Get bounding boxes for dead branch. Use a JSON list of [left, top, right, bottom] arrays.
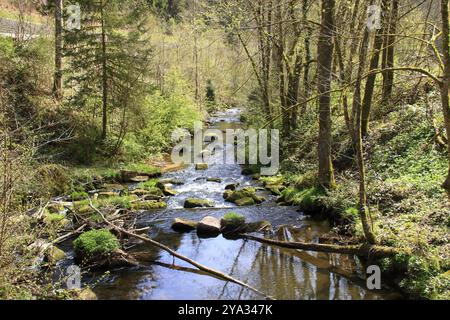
[[241, 234, 402, 259]]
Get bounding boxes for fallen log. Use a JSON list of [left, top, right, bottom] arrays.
[[91, 204, 272, 300], [241, 234, 401, 259]]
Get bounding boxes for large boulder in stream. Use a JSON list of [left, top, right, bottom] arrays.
[[197, 216, 221, 236], [172, 218, 198, 232], [120, 169, 161, 183], [223, 187, 265, 206], [184, 198, 214, 208]]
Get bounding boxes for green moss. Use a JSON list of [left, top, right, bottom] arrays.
[[235, 197, 255, 206], [73, 229, 120, 256], [71, 191, 89, 201], [184, 198, 214, 208], [99, 196, 134, 210], [280, 187, 323, 208], [131, 200, 167, 210], [137, 179, 159, 190], [222, 212, 246, 225], [123, 163, 161, 176]]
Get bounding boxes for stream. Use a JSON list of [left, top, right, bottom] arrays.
[[68, 108, 400, 300]]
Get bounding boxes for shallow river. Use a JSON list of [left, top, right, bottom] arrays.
[[78, 109, 399, 300]]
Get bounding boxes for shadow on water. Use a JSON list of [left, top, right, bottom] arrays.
[[88, 108, 401, 300]]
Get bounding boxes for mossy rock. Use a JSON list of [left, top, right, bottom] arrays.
[[161, 186, 177, 196], [133, 187, 163, 197], [223, 190, 233, 200], [225, 187, 265, 205], [77, 288, 98, 300], [43, 212, 70, 228], [44, 245, 66, 264], [131, 200, 167, 210], [155, 182, 178, 196], [159, 178, 184, 185], [207, 177, 222, 183], [184, 198, 214, 208], [195, 163, 208, 170], [172, 218, 198, 232], [221, 213, 246, 232], [73, 229, 120, 262], [235, 197, 255, 206]]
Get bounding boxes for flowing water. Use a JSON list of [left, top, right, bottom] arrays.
[[75, 109, 400, 300]]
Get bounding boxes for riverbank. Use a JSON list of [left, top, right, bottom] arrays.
[[241, 94, 450, 300]]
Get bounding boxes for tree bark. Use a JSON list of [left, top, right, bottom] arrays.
[[317, 0, 336, 188], [53, 0, 63, 99], [439, 0, 450, 193], [361, 0, 389, 136], [382, 0, 398, 105], [100, 1, 108, 140]]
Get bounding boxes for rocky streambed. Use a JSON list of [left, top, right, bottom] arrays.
[[41, 108, 401, 300]]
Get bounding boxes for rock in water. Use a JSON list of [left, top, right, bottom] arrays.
[[235, 197, 255, 206], [225, 183, 239, 191], [131, 201, 167, 210], [195, 163, 208, 170], [184, 198, 214, 208], [172, 218, 198, 232], [197, 216, 221, 236]]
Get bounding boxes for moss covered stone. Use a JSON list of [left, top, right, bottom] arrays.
[[235, 197, 255, 206], [73, 229, 120, 258], [225, 187, 265, 205], [184, 198, 214, 208], [131, 200, 167, 210]]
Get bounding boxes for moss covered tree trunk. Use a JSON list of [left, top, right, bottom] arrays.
[[440, 0, 450, 194]]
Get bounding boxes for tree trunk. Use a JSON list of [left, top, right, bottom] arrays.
[[382, 0, 398, 105], [53, 0, 63, 99], [439, 0, 450, 194], [100, 1, 108, 141], [317, 0, 336, 188], [361, 0, 389, 136], [303, 0, 312, 112]]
